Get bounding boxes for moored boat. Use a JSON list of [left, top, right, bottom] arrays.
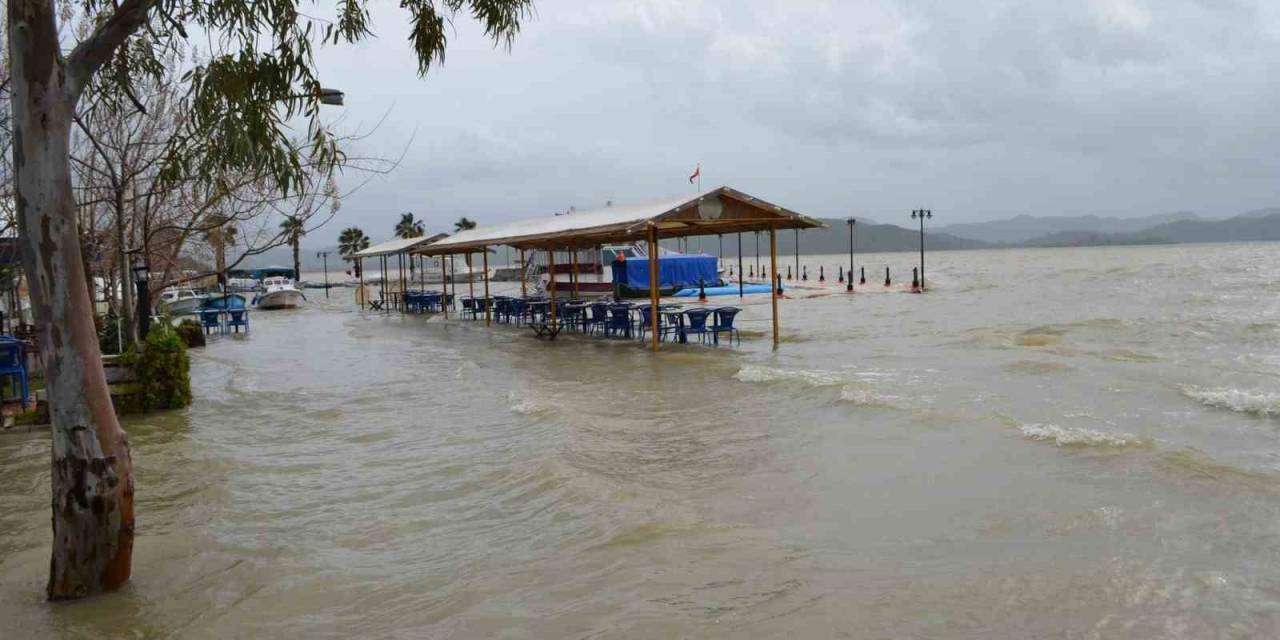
[[253, 276, 305, 309], [157, 288, 208, 316]]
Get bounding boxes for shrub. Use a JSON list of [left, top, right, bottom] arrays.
[[119, 327, 192, 413], [175, 318, 206, 348], [98, 315, 122, 355]]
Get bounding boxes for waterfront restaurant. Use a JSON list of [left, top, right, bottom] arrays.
[[351, 233, 449, 309], [411, 186, 825, 351]]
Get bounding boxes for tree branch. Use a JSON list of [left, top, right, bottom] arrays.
[[64, 0, 158, 105]]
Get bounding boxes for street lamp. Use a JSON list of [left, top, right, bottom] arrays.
[[316, 251, 331, 298], [846, 217, 856, 293], [131, 253, 150, 338], [911, 209, 932, 291], [318, 87, 345, 106], [754, 230, 760, 280]]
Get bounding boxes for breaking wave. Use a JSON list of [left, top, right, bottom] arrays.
[[507, 389, 557, 416], [1019, 423, 1149, 448], [838, 385, 902, 408], [1181, 387, 1280, 418], [733, 364, 843, 387]]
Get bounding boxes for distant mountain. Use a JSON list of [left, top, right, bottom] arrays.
[[1021, 211, 1280, 247], [1234, 207, 1280, 219], [940, 211, 1200, 244]]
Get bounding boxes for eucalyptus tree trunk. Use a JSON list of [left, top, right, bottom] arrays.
[[8, 0, 136, 600]]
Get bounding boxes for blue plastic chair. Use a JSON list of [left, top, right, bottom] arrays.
[[606, 304, 633, 338], [228, 309, 249, 333], [637, 306, 680, 343], [201, 309, 224, 334], [683, 308, 712, 344], [586, 303, 609, 335], [461, 297, 477, 320], [710, 307, 741, 346], [0, 340, 29, 405]]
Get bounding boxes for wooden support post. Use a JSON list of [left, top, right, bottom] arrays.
[[519, 248, 527, 298], [571, 247, 580, 299], [398, 253, 406, 313], [648, 224, 660, 353], [770, 225, 779, 349], [547, 248, 557, 326], [466, 253, 476, 303], [441, 254, 449, 319], [482, 248, 491, 326], [381, 255, 388, 314]]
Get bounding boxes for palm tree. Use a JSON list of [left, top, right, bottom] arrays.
[[454, 216, 477, 232], [338, 226, 371, 277], [280, 215, 306, 280], [394, 212, 425, 239], [202, 213, 238, 287]]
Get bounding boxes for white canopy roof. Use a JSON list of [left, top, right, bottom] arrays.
[[353, 233, 447, 259]]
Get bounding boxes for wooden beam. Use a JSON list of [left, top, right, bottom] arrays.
[[519, 248, 527, 298], [648, 224, 660, 353], [770, 225, 779, 349], [547, 248, 557, 327], [482, 248, 491, 326], [571, 246, 580, 299], [466, 253, 475, 304], [441, 254, 449, 319]]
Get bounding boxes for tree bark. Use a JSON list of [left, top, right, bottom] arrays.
[[8, 0, 135, 600]]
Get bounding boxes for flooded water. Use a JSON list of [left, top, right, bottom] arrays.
[[3, 243, 1280, 638]]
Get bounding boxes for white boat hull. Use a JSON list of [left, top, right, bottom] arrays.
[[255, 289, 304, 309], [161, 296, 207, 316]]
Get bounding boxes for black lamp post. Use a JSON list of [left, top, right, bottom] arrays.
[[911, 209, 932, 291], [317, 251, 331, 298], [753, 231, 760, 281], [131, 253, 150, 339], [846, 217, 856, 293]]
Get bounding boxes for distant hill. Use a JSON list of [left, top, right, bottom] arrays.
[[1234, 207, 1280, 219], [940, 211, 1200, 244], [1021, 211, 1280, 247]]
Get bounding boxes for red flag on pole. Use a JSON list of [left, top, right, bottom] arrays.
[[688, 164, 700, 184]]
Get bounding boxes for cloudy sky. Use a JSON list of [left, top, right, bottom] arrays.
[[307, 0, 1280, 244]]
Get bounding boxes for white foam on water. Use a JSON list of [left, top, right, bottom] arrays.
[[733, 364, 843, 387], [1019, 423, 1147, 448], [507, 389, 556, 416], [838, 385, 903, 408], [1181, 387, 1280, 418]]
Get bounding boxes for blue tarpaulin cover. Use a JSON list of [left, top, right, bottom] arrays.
[[618, 254, 718, 290]]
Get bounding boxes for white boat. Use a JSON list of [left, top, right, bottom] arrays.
[[227, 277, 261, 293], [253, 276, 305, 309], [157, 288, 208, 316]]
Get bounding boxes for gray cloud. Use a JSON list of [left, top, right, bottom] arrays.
[[309, 0, 1280, 244]]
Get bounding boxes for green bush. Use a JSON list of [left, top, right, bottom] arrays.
[[98, 315, 122, 355], [175, 318, 206, 348], [119, 327, 192, 413]]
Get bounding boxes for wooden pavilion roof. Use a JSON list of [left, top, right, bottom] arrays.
[[414, 186, 825, 255]]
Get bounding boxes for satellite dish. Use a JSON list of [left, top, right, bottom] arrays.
[[697, 198, 723, 220]]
